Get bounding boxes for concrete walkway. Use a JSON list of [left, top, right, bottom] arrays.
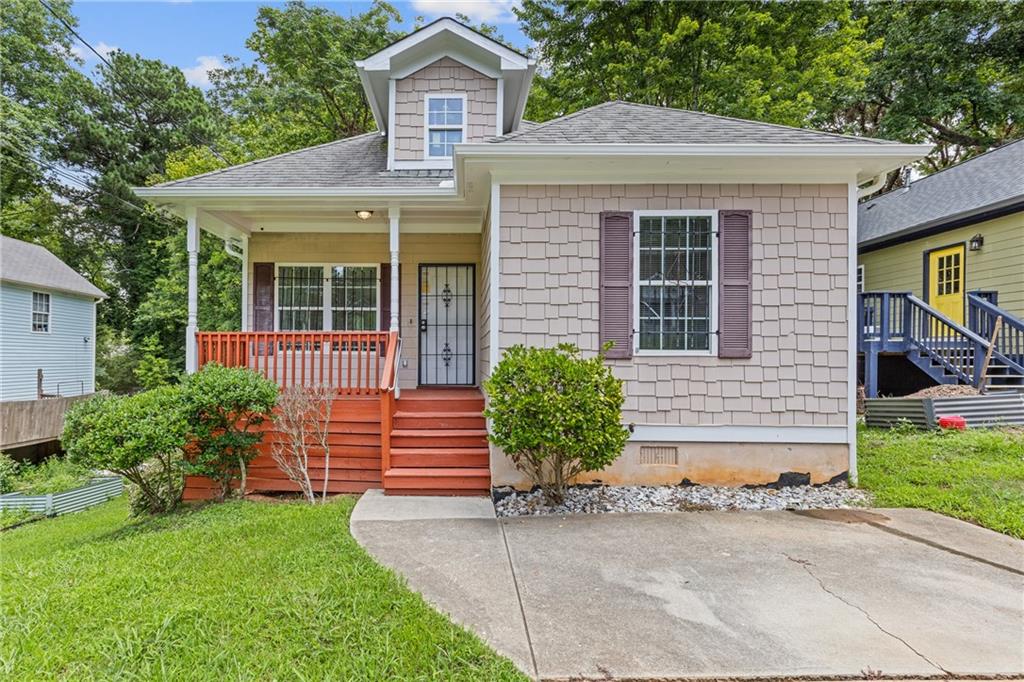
[[351, 491, 1024, 681]]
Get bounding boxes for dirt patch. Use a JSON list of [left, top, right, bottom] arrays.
[[907, 384, 979, 398]]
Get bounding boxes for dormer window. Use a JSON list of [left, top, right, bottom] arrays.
[[426, 94, 465, 158]]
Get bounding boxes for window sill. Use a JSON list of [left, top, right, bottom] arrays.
[[633, 350, 714, 357]]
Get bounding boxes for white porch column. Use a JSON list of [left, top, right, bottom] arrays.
[[388, 207, 400, 332], [239, 235, 250, 332], [185, 207, 199, 374]]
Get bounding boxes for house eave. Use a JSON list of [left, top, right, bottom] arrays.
[[456, 142, 933, 158], [133, 186, 459, 199], [858, 195, 1024, 252]]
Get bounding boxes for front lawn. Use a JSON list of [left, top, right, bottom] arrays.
[[857, 425, 1024, 538], [0, 496, 526, 680]]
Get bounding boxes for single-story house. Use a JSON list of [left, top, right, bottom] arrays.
[[0, 235, 106, 456], [136, 17, 930, 497], [858, 139, 1023, 322]]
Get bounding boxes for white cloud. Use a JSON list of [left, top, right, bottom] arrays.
[[70, 40, 119, 62], [410, 0, 520, 24], [182, 56, 224, 88]]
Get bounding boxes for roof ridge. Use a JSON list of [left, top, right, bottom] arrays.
[[491, 101, 621, 142], [150, 132, 382, 188], [865, 137, 1024, 205], [611, 100, 895, 145]]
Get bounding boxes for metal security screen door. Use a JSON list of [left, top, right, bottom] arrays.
[[419, 264, 476, 385]]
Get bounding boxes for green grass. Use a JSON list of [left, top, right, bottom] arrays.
[[0, 508, 40, 530], [0, 496, 527, 681], [857, 425, 1024, 538]]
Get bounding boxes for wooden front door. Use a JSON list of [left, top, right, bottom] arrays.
[[927, 244, 966, 325], [418, 264, 475, 386]]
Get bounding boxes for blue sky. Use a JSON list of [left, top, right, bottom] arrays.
[[72, 1, 530, 87]]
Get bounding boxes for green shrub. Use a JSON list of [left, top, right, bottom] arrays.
[[63, 387, 189, 514], [135, 334, 177, 389], [127, 454, 185, 516], [181, 364, 278, 500], [0, 453, 19, 494], [484, 343, 629, 503]]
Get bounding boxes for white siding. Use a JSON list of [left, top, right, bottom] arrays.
[[0, 283, 97, 401]]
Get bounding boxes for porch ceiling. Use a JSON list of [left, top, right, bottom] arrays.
[[198, 206, 484, 240]]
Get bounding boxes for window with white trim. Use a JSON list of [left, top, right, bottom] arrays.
[[31, 291, 50, 333], [330, 266, 378, 330], [856, 264, 865, 293], [277, 265, 379, 331], [636, 213, 715, 352], [425, 95, 464, 158]]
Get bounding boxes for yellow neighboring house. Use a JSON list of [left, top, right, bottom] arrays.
[[858, 139, 1024, 323]]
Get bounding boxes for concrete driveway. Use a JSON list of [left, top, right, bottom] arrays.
[[351, 491, 1024, 681]]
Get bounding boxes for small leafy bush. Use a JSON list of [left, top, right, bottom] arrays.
[[63, 387, 189, 514], [0, 453, 19, 494], [484, 343, 629, 503], [181, 363, 278, 500], [127, 455, 185, 516]]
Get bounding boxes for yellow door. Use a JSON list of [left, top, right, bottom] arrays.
[[928, 244, 966, 325]]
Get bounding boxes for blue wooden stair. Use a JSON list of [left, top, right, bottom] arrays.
[[858, 291, 1024, 397]]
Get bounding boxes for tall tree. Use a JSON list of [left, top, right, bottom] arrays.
[[516, 0, 879, 127], [844, 0, 1024, 173], [207, 0, 402, 157]]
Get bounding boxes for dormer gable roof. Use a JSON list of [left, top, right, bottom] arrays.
[[355, 17, 535, 136]]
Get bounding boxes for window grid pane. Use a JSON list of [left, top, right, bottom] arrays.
[[638, 216, 713, 351], [427, 97, 464, 157], [277, 266, 323, 331], [31, 292, 50, 332], [331, 266, 377, 331]]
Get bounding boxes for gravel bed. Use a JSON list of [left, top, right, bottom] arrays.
[[494, 482, 871, 517]]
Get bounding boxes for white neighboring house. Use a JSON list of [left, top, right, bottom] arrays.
[[0, 235, 106, 402]]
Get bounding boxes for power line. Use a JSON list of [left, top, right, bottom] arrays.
[[36, 0, 228, 163]]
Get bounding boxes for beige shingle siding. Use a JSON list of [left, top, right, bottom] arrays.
[[393, 57, 498, 162], [498, 183, 850, 427], [247, 233, 481, 389], [858, 211, 1024, 319]]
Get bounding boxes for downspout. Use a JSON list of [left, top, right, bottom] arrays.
[[856, 174, 886, 199]]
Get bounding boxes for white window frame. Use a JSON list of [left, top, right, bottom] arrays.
[[633, 210, 718, 357], [856, 264, 865, 293], [274, 263, 380, 332], [423, 93, 467, 160], [31, 291, 51, 334]]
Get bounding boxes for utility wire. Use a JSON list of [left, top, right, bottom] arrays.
[[36, 0, 228, 163]]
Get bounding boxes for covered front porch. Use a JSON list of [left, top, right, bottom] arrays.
[[176, 200, 494, 497]]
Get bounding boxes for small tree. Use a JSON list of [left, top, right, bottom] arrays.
[[62, 388, 188, 514], [270, 385, 334, 503], [484, 343, 630, 503], [181, 364, 278, 500]]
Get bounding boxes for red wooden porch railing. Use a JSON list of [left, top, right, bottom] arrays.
[[196, 331, 395, 396]]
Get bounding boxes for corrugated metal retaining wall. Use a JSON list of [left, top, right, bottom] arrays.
[[0, 476, 123, 516], [865, 393, 1024, 429]]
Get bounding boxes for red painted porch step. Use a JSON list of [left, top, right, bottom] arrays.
[[390, 428, 488, 449], [383, 467, 490, 495], [390, 447, 490, 468], [393, 411, 485, 430]]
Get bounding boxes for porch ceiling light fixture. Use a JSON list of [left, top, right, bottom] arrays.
[[969, 233, 984, 251], [355, 209, 374, 220]]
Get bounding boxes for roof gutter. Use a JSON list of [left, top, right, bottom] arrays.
[[859, 196, 1024, 251], [456, 142, 933, 158], [133, 186, 459, 199]]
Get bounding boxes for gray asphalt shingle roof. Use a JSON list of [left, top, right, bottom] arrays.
[[489, 101, 899, 145], [149, 102, 897, 191], [858, 139, 1024, 246], [1, 236, 106, 299], [150, 133, 454, 189]]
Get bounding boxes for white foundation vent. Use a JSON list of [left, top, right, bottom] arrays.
[[638, 445, 679, 466]]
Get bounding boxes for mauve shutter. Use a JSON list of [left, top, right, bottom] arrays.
[[718, 210, 753, 358], [599, 211, 633, 358], [253, 262, 274, 331], [379, 263, 400, 331]]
